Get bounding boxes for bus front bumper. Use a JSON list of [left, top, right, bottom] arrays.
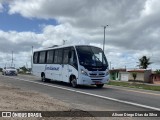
[[79, 75, 109, 85]]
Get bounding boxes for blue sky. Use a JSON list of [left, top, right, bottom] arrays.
[[0, 5, 58, 32]]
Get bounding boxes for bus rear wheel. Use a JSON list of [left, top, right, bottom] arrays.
[[41, 74, 46, 82], [96, 84, 104, 88]]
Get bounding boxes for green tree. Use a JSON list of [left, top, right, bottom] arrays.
[[0, 68, 2, 72], [138, 56, 152, 69], [155, 69, 160, 74], [20, 66, 28, 72], [132, 72, 137, 82]]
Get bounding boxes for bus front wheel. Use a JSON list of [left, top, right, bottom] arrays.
[[71, 77, 78, 88], [96, 84, 104, 88]]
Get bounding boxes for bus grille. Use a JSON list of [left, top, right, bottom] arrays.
[[89, 73, 105, 78]]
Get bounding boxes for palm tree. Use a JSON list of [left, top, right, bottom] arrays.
[[138, 56, 152, 69]]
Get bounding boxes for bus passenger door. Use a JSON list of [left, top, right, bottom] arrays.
[[62, 48, 70, 82], [62, 64, 69, 82]]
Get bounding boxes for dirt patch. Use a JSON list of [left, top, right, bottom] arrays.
[[0, 84, 96, 120]]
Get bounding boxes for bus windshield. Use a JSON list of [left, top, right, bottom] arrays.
[[76, 46, 108, 67]]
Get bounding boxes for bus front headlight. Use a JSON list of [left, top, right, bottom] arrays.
[[81, 69, 88, 76], [106, 70, 109, 76]]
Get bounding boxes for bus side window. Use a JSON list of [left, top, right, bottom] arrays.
[[54, 50, 59, 64], [57, 49, 63, 64], [33, 52, 39, 64], [39, 51, 46, 64], [47, 50, 54, 64], [54, 49, 63, 64], [63, 48, 70, 64]]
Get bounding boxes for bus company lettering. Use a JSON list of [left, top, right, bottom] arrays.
[[45, 65, 59, 71]]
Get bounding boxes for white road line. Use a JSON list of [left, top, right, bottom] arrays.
[[3, 76, 160, 111]]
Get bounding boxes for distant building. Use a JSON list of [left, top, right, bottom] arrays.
[[128, 69, 152, 83], [119, 71, 129, 81], [150, 73, 160, 84], [109, 69, 127, 81]]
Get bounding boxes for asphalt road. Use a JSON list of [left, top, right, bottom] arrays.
[[0, 74, 160, 119]]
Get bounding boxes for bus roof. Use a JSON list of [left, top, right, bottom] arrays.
[[34, 45, 102, 52]]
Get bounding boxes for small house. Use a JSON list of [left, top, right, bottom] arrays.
[[150, 73, 160, 84], [128, 69, 151, 83], [119, 71, 129, 81], [109, 69, 126, 81]]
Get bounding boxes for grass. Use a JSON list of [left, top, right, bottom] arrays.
[[108, 80, 160, 91]]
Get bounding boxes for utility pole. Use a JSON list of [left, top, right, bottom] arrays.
[[32, 46, 33, 55], [102, 25, 108, 52], [11, 51, 13, 67], [31, 46, 33, 73], [110, 61, 111, 70], [26, 62, 28, 69]]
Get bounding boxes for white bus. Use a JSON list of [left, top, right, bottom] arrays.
[[32, 45, 109, 88]]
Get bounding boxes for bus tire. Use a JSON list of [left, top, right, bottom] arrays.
[[71, 77, 78, 88], [96, 84, 104, 88], [41, 74, 46, 82]]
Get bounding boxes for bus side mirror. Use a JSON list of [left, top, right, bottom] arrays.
[[68, 51, 71, 58]]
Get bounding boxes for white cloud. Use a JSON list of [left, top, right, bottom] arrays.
[[0, 23, 93, 67], [141, 0, 160, 16], [0, 3, 3, 12], [0, 30, 44, 53], [0, 0, 160, 69], [8, 0, 146, 27], [0, 23, 160, 69]]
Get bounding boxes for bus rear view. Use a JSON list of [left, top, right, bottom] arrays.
[[76, 46, 109, 88]]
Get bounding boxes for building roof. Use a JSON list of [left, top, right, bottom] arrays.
[[109, 69, 126, 73], [151, 73, 160, 76], [127, 69, 150, 73]]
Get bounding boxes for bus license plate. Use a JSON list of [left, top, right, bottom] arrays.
[[95, 81, 101, 84]]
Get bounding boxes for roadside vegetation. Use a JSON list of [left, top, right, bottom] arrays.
[[155, 69, 160, 74], [18, 66, 31, 75], [108, 81, 160, 91], [18, 71, 31, 75], [132, 72, 137, 83]]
